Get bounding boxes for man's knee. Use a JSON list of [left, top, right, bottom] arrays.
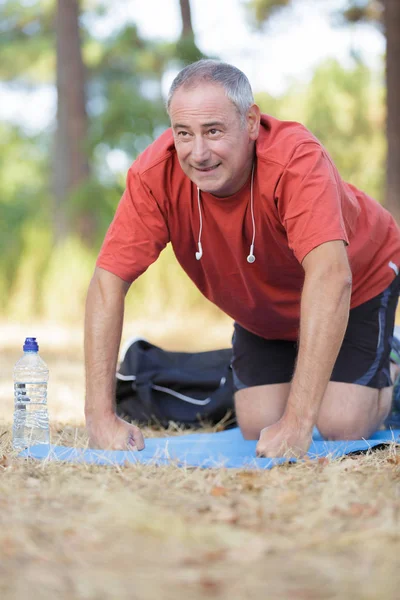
[[317, 418, 372, 441], [234, 383, 290, 440], [317, 382, 390, 441]]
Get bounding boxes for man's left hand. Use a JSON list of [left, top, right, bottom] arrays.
[[256, 419, 312, 458]]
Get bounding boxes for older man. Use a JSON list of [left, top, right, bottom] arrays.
[[84, 59, 400, 457]]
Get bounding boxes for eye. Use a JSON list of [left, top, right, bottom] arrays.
[[208, 128, 220, 136], [177, 130, 190, 137]]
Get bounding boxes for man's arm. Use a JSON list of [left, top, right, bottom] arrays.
[[256, 240, 352, 457], [84, 267, 144, 450]]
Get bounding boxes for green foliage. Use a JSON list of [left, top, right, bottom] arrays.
[[66, 178, 122, 248], [40, 236, 95, 322], [303, 60, 385, 200], [341, 0, 383, 26], [245, 0, 383, 29], [245, 0, 292, 28], [7, 224, 53, 320], [174, 36, 205, 64], [0, 121, 51, 309], [0, 0, 55, 84], [4, 233, 213, 324], [0, 0, 213, 321]]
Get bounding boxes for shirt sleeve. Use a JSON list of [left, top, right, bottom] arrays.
[[275, 142, 349, 264], [96, 166, 170, 282]]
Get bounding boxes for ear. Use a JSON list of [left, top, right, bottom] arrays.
[[247, 104, 261, 140]]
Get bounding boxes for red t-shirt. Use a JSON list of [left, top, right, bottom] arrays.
[[97, 115, 400, 340]]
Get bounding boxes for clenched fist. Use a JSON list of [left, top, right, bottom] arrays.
[[87, 413, 145, 451]]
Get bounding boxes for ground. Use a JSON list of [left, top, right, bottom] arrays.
[[0, 319, 400, 600]]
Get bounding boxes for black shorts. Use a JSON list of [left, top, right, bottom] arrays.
[[232, 274, 400, 392]]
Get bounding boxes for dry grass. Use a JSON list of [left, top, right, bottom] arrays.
[[1, 319, 400, 600]]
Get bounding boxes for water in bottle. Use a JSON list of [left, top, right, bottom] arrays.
[[13, 337, 50, 450]]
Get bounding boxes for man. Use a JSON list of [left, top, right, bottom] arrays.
[[84, 59, 400, 457]]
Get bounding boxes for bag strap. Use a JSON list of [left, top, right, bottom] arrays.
[[151, 375, 228, 405]]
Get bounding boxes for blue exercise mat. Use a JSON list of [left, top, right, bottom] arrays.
[[18, 427, 400, 469]]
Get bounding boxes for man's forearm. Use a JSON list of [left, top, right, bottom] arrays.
[[84, 268, 130, 423], [284, 267, 352, 432]]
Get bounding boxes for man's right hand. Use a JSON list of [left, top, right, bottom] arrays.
[[86, 413, 145, 451]]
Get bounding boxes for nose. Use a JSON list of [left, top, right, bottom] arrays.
[[191, 136, 211, 164]]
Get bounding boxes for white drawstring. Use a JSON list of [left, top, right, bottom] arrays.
[[195, 186, 203, 260], [247, 163, 256, 263], [195, 162, 256, 263]]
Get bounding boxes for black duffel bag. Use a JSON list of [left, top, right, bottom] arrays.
[[115, 338, 236, 428]]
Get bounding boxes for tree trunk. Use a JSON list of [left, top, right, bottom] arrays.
[[179, 0, 194, 38], [54, 0, 92, 243], [177, 0, 203, 63], [384, 0, 400, 223]]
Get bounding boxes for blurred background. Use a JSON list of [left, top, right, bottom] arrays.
[[0, 0, 399, 423]]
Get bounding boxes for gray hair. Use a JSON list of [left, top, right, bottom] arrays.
[[166, 59, 254, 123]]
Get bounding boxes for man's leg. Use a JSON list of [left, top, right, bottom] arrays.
[[316, 382, 391, 440], [235, 381, 392, 441], [232, 273, 400, 441], [231, 324, 296, 440], [317, 356, 400, 439], [316, 274, 400, 439], [235, 383, 290, 439]]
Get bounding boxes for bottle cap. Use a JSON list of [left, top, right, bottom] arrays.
[[23, 337, 39, 352]]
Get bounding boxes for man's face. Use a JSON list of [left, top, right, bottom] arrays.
[[169, 83, 260, 197]]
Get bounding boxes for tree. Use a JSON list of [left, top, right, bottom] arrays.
[[246, 0, 400, 219], [382, 0, 400, 222], [341, 1, 400, 219], [0, 0, 173, 247], [179, 0, 195, 37], [54, 0, 91, 243], [176, 0, 204, 63]]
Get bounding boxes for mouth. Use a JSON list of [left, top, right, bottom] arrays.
[[193, 163, 221, 173]]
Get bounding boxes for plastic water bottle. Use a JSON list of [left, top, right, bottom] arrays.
[[12, 337, 50, 450]]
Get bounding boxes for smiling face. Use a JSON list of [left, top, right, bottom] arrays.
[[169, 83, 260, 197]]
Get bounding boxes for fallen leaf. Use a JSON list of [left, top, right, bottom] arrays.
[[348, 503, 378, 518], [2, 536, 18, 557], [199, 576, 221, 594], [63, 527, 77, 538], [210, 486, 228, 497], [235, 472, 263, 492], [277, 491, 299, 505], [331, 503, 378, 518], [256, 505, 264, 520], [203, 549, 227, 562], [0, 455, 10, 468], [179, 549, 226, 567], [196, 503, 211, 514], [236, 471, 259, 481]]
